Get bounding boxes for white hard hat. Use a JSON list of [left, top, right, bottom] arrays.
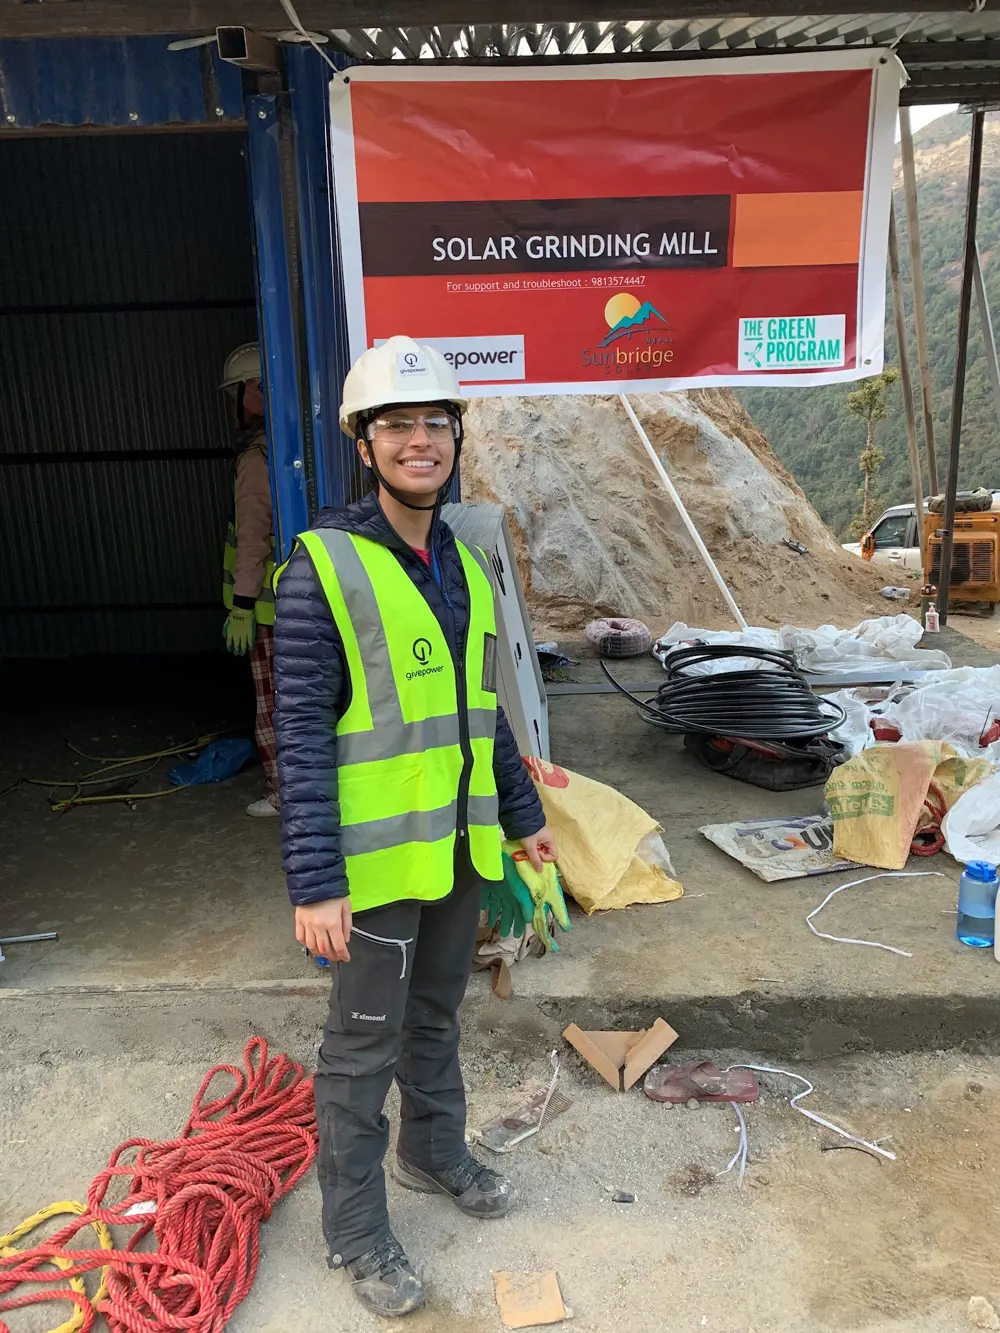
[[220, 342, 261, 391], [339, 336, 467, 439]]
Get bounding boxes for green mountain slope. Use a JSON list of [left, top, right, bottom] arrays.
[[738, 111, 1000, 537]]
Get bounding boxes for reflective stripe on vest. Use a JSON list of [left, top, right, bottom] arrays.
[[297, 528, 502, 911], [222, 446, 276, 626]]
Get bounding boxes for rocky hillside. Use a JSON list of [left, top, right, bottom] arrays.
[[740, 110, 1000, 536], [462, 389, 885, 634]]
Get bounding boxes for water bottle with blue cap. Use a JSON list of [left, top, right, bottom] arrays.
[[956, 861, 998, 948]]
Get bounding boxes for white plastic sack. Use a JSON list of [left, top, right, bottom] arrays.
[[824, 689, 874, 757], [653, 616, 951, 678], [653, 623, 781, 675], [943, 770, 1000, 865], [779, 615, 951, 674], [880, 665, 1000, 760]]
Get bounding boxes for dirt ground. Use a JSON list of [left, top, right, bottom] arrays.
[[462, 390, 889, 636], [2, 994, 998, 1333], [4, 631, 997, 1062], [941, 606, 1000, 653], [2, 564, 997, 1331]]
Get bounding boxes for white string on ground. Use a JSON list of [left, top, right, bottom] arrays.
[[806, 870, 944, 956], [717, 1101, 748, 1186], [725, 1064, 897, 1162]]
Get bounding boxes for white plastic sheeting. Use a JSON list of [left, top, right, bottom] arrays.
[[653, 615, 951, 677], [943, 771, 1000, 866], [828, 665, 1000, 762]]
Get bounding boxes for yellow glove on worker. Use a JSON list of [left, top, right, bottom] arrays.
[[501, 838, 572, 952], [223, 607, 257, 656]]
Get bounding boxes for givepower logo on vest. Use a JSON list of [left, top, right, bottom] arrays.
[[408, 638, 444, 682]]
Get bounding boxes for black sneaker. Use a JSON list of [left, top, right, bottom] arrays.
[[345, 1233, 425, 1319], [394, 1153, 516, 1218]]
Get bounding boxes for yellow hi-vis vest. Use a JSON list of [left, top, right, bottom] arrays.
[[297, 528, 503, 911], [222, 445, 276, 626]]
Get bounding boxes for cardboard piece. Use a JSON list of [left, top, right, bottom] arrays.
[[493, 1271, 567, 1328], [563, 1018, 678, 1091]]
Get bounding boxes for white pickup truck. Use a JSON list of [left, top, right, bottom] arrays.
[[848, 495, 1000, 567], [843, 493, 1000, 568], [842, 503, 923, 570]]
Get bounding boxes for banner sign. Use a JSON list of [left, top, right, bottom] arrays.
[[329, 55, 900, 396]]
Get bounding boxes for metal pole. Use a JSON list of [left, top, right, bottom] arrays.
[[888, 201, 925, 562], [0, 930, 57, 964], [619, 394, 748, 630], [973, 242, 1000, 430], [275, 90, 319, 526], [899, 106, 939, 495], [937, 109, 985, 627]]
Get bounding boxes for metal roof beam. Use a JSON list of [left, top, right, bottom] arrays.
[[901, 71, 1000, 103], [896, 38, 1000, 64], [0, 0, 982, 39], [907, 64, 1000, 89]]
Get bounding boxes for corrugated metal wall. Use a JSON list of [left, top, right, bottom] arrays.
[[0, 132, 258, 655], [0, 36, 243, 129]]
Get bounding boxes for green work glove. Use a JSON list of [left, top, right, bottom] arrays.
[[480, 860, 533, 939], [501, 839, 572, 953], [223, 607, 257, 656]]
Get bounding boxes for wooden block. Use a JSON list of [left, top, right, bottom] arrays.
[[562, 1023, 624, 1090], [564, 1019, 679, 1092], [581, 1030, 642, 1069], [493, 1270, 566, 1328], [622, 1017, 680, 1091]]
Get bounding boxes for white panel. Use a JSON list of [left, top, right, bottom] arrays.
[[442, 502, 549, 759]]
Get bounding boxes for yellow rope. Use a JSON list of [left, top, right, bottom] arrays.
[[23, 731, 226, 810], [0, 1201, 112, 1333]]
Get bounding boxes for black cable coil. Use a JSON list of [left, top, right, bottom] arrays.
[[601, 644, 847, 742]]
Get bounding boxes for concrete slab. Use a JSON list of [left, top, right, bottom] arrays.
[[0, 655, 301, 989], [2, 630, 998, 1056], [515, 627, 999, 1055]]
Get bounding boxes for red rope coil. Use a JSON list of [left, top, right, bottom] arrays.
[[0, 1037, 317, 1333], [911, 780, 948, 857]]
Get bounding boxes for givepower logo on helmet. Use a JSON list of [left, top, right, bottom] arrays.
[[396, 349, 429, 378], [407, 638, 444, 682]]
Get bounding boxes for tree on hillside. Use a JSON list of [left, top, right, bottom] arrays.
[[739, 111, 1000, 536], [847, 367, 899, 536]]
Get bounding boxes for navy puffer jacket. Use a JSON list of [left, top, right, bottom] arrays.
[[274, 492, 545, 906]]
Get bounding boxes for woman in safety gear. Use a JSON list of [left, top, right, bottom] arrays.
[[219, 342, 279, 817], [273, 336, 556, 1319]]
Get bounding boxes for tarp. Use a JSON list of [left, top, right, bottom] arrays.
[[328, 53, 900, 396]]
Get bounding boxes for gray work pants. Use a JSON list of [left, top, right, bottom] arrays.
[[314, 871, 482, 1266]]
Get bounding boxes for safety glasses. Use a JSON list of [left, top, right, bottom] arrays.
[[367, 412, 460, 444]]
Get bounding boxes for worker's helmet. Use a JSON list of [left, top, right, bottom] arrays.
[[339, 336, 467, 439], [220, 342, 262, 392]]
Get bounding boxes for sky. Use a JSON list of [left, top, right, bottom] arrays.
[[898, 104, 958, 140]]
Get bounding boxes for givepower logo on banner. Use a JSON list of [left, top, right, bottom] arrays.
[[580, 292, 675, 375], [407, 637, 444, 682], [375, 336, 525, 383]]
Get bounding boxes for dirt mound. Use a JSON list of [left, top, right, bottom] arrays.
[[461, 389, 887, 635]]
